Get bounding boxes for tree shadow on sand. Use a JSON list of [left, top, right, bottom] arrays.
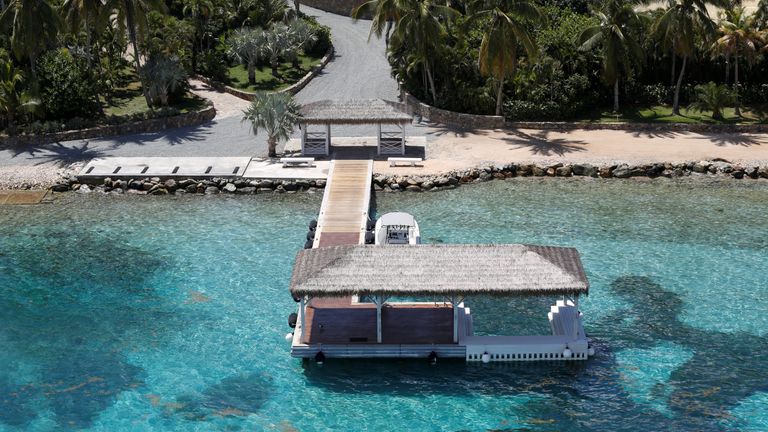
[[499, 129, 587, 156]]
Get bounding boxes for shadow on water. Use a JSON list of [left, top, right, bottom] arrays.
[[300, 276, 766, 431], [170, 373, 272, 420], [0, 227, 188, 429]]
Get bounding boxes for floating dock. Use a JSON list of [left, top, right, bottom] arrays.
[[289, 158, 594, 362]]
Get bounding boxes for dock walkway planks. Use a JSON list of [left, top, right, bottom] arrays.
[[313, 159, 373, 248]]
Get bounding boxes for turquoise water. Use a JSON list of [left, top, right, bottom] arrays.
[[0, 178, 766, 431]]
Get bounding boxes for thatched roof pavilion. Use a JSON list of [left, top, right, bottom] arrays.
[[297, 99, 412, 156], [290, 244, 589, 297]]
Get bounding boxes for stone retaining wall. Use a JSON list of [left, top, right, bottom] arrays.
[[195, 46, 334, 101], [51, 159, 768, 195], [1, 105, 216, 147], [372, 160, 768, 192], [55, 176, 326, 195], [507, 121, 768, 133], [402, 91, 506, 129]]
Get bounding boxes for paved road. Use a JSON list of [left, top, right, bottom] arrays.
[[0, 6, 407, 170]]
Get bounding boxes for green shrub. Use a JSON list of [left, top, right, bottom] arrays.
[[302, 17, 332, 57], [199, 47, 229, 82], [36, 49, 99, 120]]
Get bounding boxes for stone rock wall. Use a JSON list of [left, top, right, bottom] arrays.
[[402, 92, 506, 130], [1, 105, 216, 147], [55, 176, 326, 195], [372, 161, 768, 192]]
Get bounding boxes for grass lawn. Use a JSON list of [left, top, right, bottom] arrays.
[[103, 80, 207, 117], [580, 105, 767, 125], [225, 54, 323, 92]]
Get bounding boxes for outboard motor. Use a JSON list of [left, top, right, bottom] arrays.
[[364, 232, 375, 244], [288, 313, 298, 329], [306, 231, 315, 241], [309, 219, 318, 231], [428, 351, 438, 365], [315, 351, 326, 364], [366, 219, 375, 231], [304, 240, 313, 249]]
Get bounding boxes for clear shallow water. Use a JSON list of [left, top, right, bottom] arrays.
[[0, 179, 766, 431]]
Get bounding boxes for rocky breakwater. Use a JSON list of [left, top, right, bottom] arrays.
[[53, 176, 327, 195], [373, 160, 768, 192]]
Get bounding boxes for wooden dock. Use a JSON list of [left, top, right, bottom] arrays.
[[312, 159, 373, 248]]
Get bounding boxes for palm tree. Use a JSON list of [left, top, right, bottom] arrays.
[[388, 0, 458, 103], [470, 0, 543, 116], [141, 56, 188, 107], [284, 19, 318, 69], [181, 0, 214, 73], [226, 28, 265, 85], [688, 81, 734, 120], [578, 0, 644, 113], [262, 23, 292, 77], [61, 0, 108, 111], [242, 92, 300, 158], [756, 0, 768, 27], [711, 6, 764, 116], [0, 0, 59, 77], [0, 61, 39, 134], [352, 0, 407, 47], [102, 0, 166, 83], [653, 0, 719, 116]]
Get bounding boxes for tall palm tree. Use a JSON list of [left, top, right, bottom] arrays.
[[182, 0, 214, 73], [756, 0, 768, 27], [0, 61, 39, 134], [470, 0, 542, 116], [578, 0, 644, 113], [102, 0, 166, 81], [61, 0, 108, 111], [242, 92, 300, 158], [352, 0, 407, 46], [653, 0, 719, 116], [0, 0, 59, 77], [711, 6, 764, 116], [226, 28, 265, 84], [388, 0, 458, 103]]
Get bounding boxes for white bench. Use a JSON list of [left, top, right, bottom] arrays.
[[388, 157, 422, 167], [280, 157, 314, 168]]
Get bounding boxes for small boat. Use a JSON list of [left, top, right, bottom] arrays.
[[374, 212, 420, 245]]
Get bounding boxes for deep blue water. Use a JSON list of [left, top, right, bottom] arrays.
[[0, 178, 766, 431]]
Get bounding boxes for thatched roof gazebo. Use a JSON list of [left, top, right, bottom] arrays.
[[298, 99, 413, 156], [289, 244, 589, 343]]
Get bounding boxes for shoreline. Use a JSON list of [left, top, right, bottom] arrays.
[[4, 159, 765, 195]]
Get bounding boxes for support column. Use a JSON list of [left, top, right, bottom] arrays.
[[373, 295, 387, 343], [299, 296, 307, 342], [325, 123, 331, 156], [449, 295, 464, 343], [377, 123, 382, 156], [401, 122, 406, 155], [301, 124, 307, 156]]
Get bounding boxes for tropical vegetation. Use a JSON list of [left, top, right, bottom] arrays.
[[0, 0, 330, 135], [241, 91, 300, 157], [363, 0, 768, 122]]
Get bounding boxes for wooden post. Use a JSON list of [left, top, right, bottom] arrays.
[[377, 123, 382, 156], [401, 122, 406, 155], [453, 297, 459, 343], [325, 123, 330, 156], [299, 296, 306, 342], [376, 296, 383, 343]]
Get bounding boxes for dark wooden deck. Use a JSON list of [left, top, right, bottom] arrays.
[[303, 302, 455, 344]]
